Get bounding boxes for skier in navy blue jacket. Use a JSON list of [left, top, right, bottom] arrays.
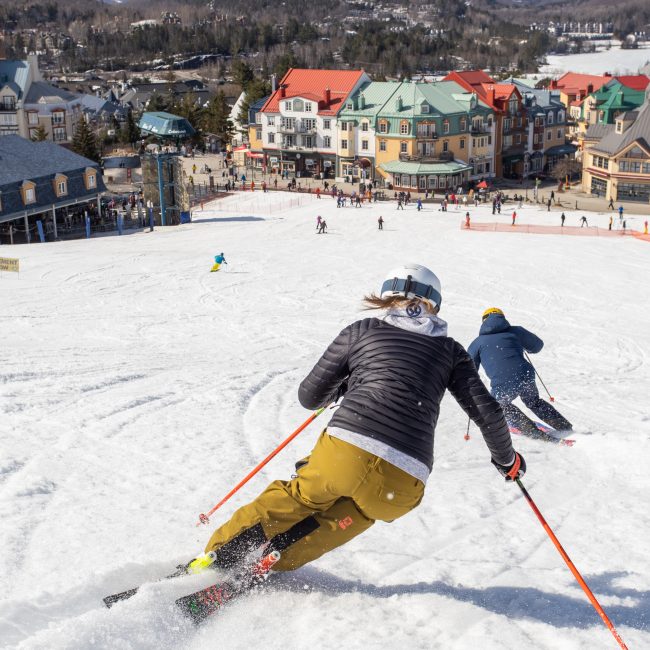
[[467, 308, 572, 437]]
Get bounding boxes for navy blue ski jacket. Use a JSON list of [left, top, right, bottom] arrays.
[[467, 314, 543, 391]]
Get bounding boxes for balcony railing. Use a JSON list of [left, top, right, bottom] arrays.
[[415, 131, 438, 140], [0, 102, 17, 112], [400, 151, 454, 163], [470, 125, 489, 135], [278, 124, 317, 135]]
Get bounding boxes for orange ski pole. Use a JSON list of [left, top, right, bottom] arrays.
[[196, 406, 327, 527], [515, 479, 628, 649]]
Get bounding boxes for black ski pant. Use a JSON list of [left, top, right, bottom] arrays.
[[496, 380, 572, 432]]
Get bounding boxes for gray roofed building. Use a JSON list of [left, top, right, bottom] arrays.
[[0, 135, 107, 242]]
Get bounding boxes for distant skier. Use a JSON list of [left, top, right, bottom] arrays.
[[609, 216, 613, 231], [378, 215, 384, 230], [561, 213, 566, 227], [608, 198, 615, 210], [316, 215, 322, 231], [618, 205, 624, 221], [468, 308, 572, 438], [465, 212, 470, 228], [511, 211, 517, 226], [417, 198, 423, 211], [318, 219, 327, 234], [580, 215, 588, 227], [198, 265, 524, 576], [210, 252, 227, 273]]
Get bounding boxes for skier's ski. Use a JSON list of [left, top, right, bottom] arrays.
[[103, 551, 218, 608], [508, 422, 575, 446], [176, 550, 281, 624]]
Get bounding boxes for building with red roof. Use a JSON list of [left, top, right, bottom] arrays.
[[444, 71, 527, 178], [250, 68, 370, 178], [549, 72, 611, 108]]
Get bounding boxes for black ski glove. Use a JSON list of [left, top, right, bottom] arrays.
[[492, 452, 526, 481]]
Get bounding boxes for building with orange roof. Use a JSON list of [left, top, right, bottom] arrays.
[[549, 72, 610, 108], [250, 68, 370, 179]]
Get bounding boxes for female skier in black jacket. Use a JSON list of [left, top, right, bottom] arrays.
[[201, 263, 525, 572]]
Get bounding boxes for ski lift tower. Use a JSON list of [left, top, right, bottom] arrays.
[[138, 111, 195, 226]]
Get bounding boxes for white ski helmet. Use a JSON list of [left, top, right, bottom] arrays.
[[380, 263, 442, 309]]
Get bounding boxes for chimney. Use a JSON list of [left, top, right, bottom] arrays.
[[396, 96, 403, 111], [550, 79, 557, 90], [360, 93, 366, 109], [604, 72, 612, 77], [488, 85, 495, 105], [324, 87, 331, 104], [587, 83, 594, 94], [271, 74, 277, 93], [280, 84, 286, 98]]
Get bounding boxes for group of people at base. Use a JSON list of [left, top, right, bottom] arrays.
[[192, 263, 571, 577]]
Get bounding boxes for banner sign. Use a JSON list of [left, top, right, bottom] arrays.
[[0, 257, 19, 272]]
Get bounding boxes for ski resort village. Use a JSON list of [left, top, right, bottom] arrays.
[[1, 31, 650, 650]]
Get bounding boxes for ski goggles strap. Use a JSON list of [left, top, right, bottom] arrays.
[[381, 277, 441, 306]]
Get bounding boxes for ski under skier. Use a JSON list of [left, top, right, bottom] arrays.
[[211, 252, 227, 272], [467, 308, 572, 439], [197, 265, 525, 577]]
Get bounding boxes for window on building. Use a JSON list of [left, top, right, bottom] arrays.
[[324, 135, 331, 148], [547, 112, 554, 124], [421, 102, 429, 114], [547, 131, 552, 140], [305, 102, 312, 112], [268, 116, 275, 126], [485, 162, 490, 173], [379, 122, 387, 134], [52, 111, 65, 125], [379, 140, 386, 152], [361, 121, 368, 132], [323, 119, 331, 130], [361, 139, 368, 151], [293, 99, 303, 111], [28, 112, 39, 126], [268, 132, 275, 144], [460, 118, 467, 132], [488, 135, 492, 145], [1, 96, 16, 110], [284, 101, 291, 111], [443, 120, 449, 134], [443, 140, 448, 152], [24, 187, 35, 204], [303, 136, 313, 148], [400, 122, 409, 135], [460, 139, 465, 149], [504, 118, 511, 131], [256, 128, 262, 140], [57, 180, 67, 196], [515, 134, 521, 144], [303, 118, 316, 131], [346, 102, 353, 109], [53, 127, 67, 142], [400, 141, 407, 153], [87, 173, 96, 189], [341, 139, 348, 149], [557, 129, 562, 139]]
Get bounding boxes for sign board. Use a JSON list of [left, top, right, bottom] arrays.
[[0, 257, 19, 273]]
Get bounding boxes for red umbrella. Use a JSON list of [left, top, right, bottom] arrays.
[[476, 180, 488, 189]]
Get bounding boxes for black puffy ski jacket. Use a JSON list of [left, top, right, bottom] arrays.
[[298, 318, 514, 470]]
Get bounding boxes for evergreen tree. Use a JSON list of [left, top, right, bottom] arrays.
[[30, 124, 48, 142], [203, 90, 234, 145], [237, 77, 271, 133], [71, 118, 100, 163], [124, 109, 140, 145]]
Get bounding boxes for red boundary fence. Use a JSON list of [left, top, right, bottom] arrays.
[[461, 221, 648, 241]]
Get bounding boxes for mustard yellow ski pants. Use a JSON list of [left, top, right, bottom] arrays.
[[205, 431, 425, 571]]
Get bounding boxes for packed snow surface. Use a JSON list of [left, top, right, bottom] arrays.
[[1, 191, 649, 650]]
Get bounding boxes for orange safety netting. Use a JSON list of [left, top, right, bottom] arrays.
[[461, 221, 647, 240]]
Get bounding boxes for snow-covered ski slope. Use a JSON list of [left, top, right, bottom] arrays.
[[1, 191, 649, 650]]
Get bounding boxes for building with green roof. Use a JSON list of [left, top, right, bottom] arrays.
[[337, 80, 495, 190], [580, 80, 648, 128]]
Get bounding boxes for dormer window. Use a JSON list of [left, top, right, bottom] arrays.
[[84, 167, 97, 190], [547, 111, 554, 124], [420, 102, 429, 114], [443, 119, 449, 134], [53, 174, 68, 197], [293, 99, 304, 112], [616, 121, 623, 134], [21, 181, 36, 205]]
